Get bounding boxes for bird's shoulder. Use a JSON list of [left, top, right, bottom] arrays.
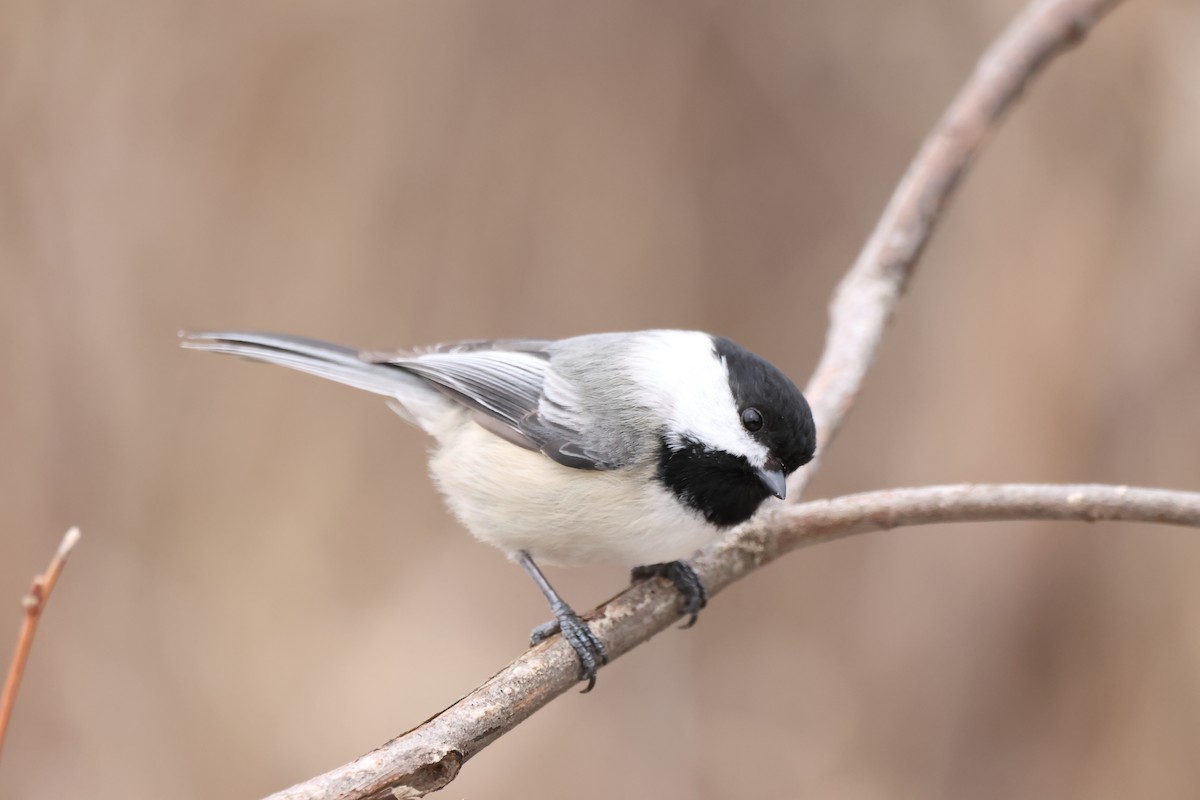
[[367, 332, 710, 470]]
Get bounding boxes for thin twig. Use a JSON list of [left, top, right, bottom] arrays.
[[267, 484, 1200, 800], [790, 0, 1124, 496], [0, 527, 82, 761], [264, 0, 1127, 796]]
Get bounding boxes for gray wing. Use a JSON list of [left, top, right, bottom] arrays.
[[367, 343, 619, 470]]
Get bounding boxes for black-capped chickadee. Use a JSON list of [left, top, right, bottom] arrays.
[[182, 330, 816, 689]]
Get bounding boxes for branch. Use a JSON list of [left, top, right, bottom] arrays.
[[268, 485, 1200, 800], [266, 0, 1128, 796], [790, 0, 1123, 495], [0, 527, 82, 762]]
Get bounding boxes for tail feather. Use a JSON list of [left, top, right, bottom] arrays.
[[180, 330, 421, 398]]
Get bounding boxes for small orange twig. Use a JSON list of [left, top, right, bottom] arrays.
[[0, 527, 82, 762]]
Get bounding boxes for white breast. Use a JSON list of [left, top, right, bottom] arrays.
[[427, 413, 722, 567]]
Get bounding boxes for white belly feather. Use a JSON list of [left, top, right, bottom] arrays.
[[428, 414, 721, 567]]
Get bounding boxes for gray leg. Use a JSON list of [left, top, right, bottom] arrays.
[[517, 551, 608, 692]]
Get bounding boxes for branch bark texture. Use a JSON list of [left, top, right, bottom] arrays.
[[793, 0, 1123, 493], [0, 527, 81, 762], [270, 484, 1200, 800], [265, 0, 1131, 796]]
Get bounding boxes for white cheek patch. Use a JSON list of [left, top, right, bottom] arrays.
[[628, 331, 770, 466]]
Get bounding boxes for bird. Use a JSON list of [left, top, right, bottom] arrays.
[[181, 329, 816, 690]]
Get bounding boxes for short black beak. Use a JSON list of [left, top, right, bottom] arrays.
[[754, 461, 787, 500]]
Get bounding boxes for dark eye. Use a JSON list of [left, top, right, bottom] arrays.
[[740, 407, 764, 432]]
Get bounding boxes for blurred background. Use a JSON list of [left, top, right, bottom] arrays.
[[2, 1, 1199, 797]]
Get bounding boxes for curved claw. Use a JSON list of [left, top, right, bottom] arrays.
[[530, 605, 609, 692], [631, 560, 708, 628]]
